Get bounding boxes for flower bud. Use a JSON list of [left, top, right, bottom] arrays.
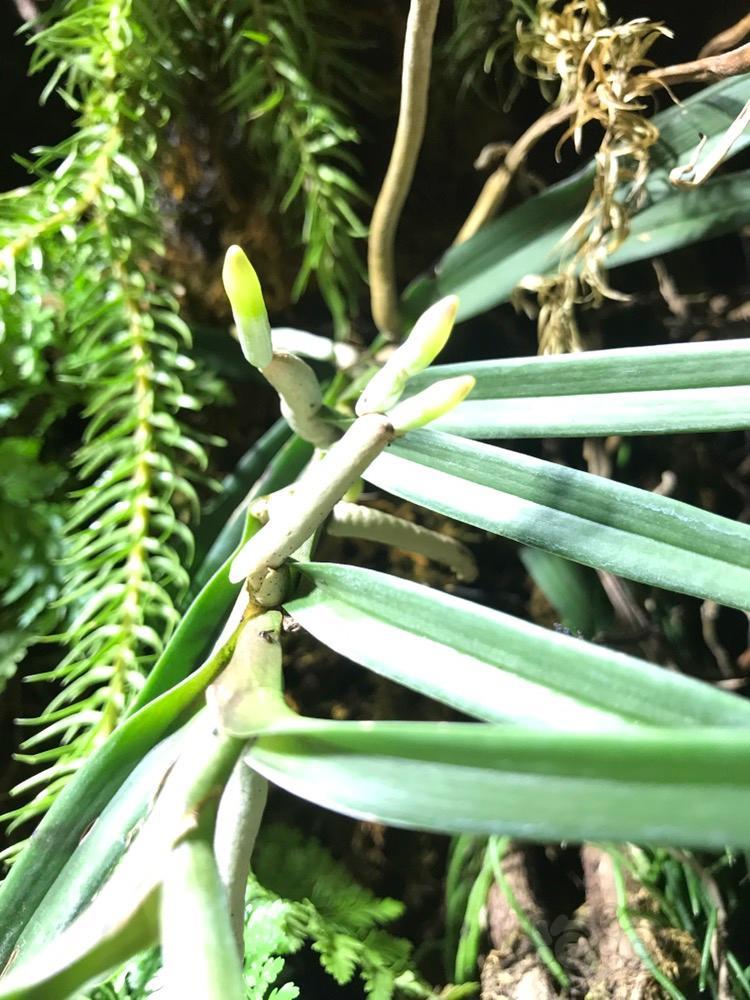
[[387, 375, 475, 435], [222, 245, 273, 369], [356, 295, 459, 416]]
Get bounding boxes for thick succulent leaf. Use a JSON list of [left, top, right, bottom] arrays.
[[136, 435, 311, 710], [0, 648, 227, 972], [246, 718, 750, 849], [606, 170, 750, 269], [406, 337, 750, 437], [0, 896, 157, 1000], [161, 836, 245, 1000], [425, 386, 750, 438], [286, 562, 750, 728], [0, 714, 242, 1000], [0, 428, 309, 965], [11, 728, 187, 960], [364, 429, 750, 610], [127, 530, 254, 715], [408, 337, 750, 399], [402, 76, 750, 321]]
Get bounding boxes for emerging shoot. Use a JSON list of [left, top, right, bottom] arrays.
[[222, 245, 273, 369], [387, 375, 476, 434], [356, 295, 459, 415]]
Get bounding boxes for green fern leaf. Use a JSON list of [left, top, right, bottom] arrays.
[[249, 823, 420, 999], [1, 0, 222, 830], [219, 0, 372, 333]]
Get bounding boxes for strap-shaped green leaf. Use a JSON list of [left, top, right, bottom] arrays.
[[606, 171, 750, 270], [161, 835, 245, 1000], [409, 338, 750, 399], [133, 435, 311, 711], [286, 562, 750, 728], [364, 429, 750, 609], [246, 719, 750, 848], [0, 640, 233, 973], [0, 904, 157, 1000], [403, 76, 750, 321], [425, 386, 750, 438], [404, 338, 750, 437], [0, 714, 243, 1000], [11, 728, 187, 960]]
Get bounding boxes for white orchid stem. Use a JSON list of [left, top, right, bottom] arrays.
[[230, 413, 395, 588], [261, 353, 337, 447]]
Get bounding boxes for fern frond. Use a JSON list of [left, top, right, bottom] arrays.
[[0, 439, 64, 681], [1, 0, 221, 828], [53, 262, 200, 744], [220, 0, 371, 333], [248, 823, 422, 1000], [443, 0, 527, 104], [1, 133, 118, 266], [0, 84, 114, 695], [79, 823, 423, 999]]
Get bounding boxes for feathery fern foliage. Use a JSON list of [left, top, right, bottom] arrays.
[[1, 0, 220, 831], [248, 823, 425, 1000], [0, 439, 64, 682], [218, 0, 371, 334], [444, 0, 530, 105]]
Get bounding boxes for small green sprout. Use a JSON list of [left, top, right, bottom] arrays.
[[356, 295, 459, 415], [222, 245, 273, 369], [387, 375, 475, 433]]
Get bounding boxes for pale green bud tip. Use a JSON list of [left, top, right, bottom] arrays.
[[222, 245, 273, 369], [355, 365, 408, 417], [399, 295, 459, 375], [387, 375, 475, 435], [355, 295, 460, 417], [222, 245, 264, 318]]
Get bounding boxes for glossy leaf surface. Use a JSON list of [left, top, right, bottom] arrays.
[[286, 562, 750, 728], [365, 430, 750, 610], [247, 718, 750, 848]]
